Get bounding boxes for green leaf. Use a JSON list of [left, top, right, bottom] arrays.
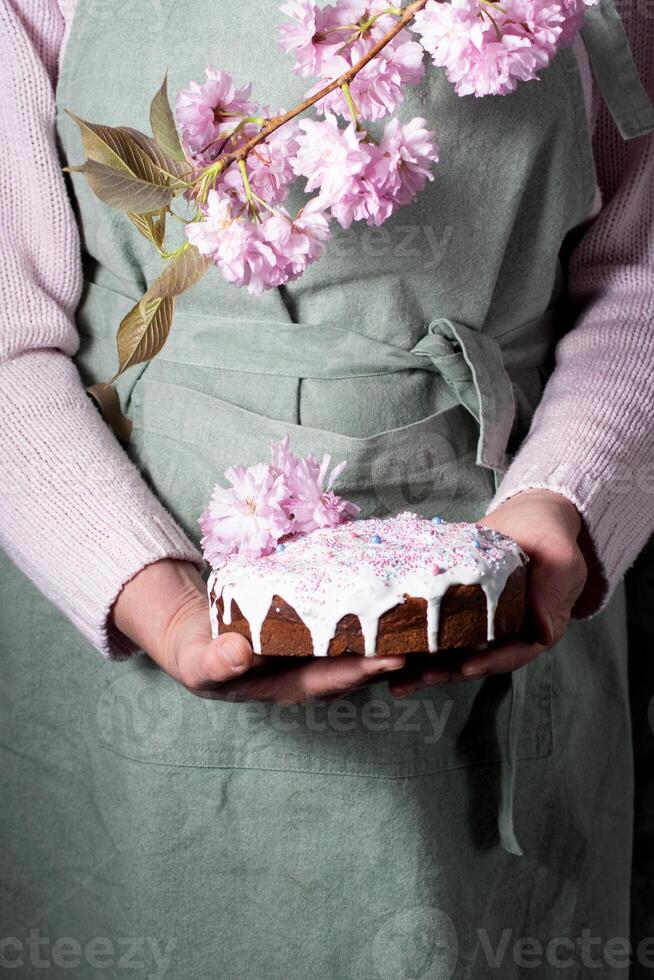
[[115, 295, 176, 375], [112, 244, 210, 378], [150, 73, 187, 162], [147, 243, 211, 300], [64, 111, 136, 175], [128, 209, 167, 250], [65, 112, 173, 186], [123, 128, 193, 183], [74, 159, 174, 213]]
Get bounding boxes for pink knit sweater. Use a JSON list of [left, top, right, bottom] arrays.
[[1, 0, 653, 658]]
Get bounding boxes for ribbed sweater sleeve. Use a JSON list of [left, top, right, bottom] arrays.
[[0, 0, 202, 659], [490, 15, 654, 616]]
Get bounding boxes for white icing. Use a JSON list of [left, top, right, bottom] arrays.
[[207, 570, 219, 640], [207, 512, 525, 656]]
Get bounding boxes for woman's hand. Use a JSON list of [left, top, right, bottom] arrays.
[[388, 488, 589, 697], [112, 559, 405, 703]]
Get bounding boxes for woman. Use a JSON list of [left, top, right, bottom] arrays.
[[1, 0, 653, 976]]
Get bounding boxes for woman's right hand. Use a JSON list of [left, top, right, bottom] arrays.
[[112, 559, 405, 703]]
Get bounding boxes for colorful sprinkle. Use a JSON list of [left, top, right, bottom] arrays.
[[276, 543, 286, 553], [371, 534, 382, 544], [431, 516, 444, 525]]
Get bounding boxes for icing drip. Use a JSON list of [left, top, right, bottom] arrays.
[[208, 570, 219, 639], [426, 597, 440, 653], [207, 513, 525, 655]]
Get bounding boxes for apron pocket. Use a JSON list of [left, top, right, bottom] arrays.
[[105, 374, 554, 778], [95, 652, 553, 777]]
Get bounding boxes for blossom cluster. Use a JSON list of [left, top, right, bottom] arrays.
[[280, 0, 426, 120], [292, 114, 438, 229], [412, 0, 594, 97], [175, 0, 596, 294], [199, 436, 360, 562]]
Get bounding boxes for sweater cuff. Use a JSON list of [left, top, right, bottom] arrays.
[[91, 523, 204, 661], [489, 452, 644, 618]]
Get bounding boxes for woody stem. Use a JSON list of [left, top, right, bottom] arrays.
[[195, 0, 429, 186]]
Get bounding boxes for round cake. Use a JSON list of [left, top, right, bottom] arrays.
[[207, 512, 527, 657]]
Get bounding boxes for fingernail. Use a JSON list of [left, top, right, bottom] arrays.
[[374, 658, 405, 672], [463, 665, 488, 678], [222, 641, 247, 671]]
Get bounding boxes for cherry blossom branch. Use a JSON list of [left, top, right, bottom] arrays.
[[195, 0, 430, 197]]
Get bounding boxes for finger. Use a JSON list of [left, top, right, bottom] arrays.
[[298, 654, 406, 702], [186, 632, 255, 690], [459, 640, 547, 678], [206, 653, 407, 704]]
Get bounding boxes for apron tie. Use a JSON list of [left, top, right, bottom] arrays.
[[498, 668, 528, 856], [411, 318, 516, 471], [581, 0, 654, 140], [413, 320, 527, 854]]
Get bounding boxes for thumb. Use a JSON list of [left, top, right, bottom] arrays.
[[528, 537, 587, 646], [179, 631, 255, 692]]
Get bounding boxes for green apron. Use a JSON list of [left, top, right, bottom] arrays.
[[2, 1, 654, 976]]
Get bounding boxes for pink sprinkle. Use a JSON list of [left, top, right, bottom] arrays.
[[431, 564, 442, 575]]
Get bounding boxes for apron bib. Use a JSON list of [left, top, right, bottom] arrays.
[[1, 1, 653, 976]]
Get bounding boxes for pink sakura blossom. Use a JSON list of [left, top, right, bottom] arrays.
[[222, 117, 301, 207], [291, 115, 370, 201], [279, 1, 425, 119], [186, 190, 330, 295], [278, 0, 331, 77], [291, 114, 438, 228], [176, 68, 257, 162], [283, 452, 360, 531], [200, 437, 359, 561], [310, 40, 425, 121], [375, 116, 440, 209], [411, 0, 587, 97], [558, 0, 597, 47], [269, 436, 360, 533], [199, 462, 291, 562], [261, 201, 332, 279]]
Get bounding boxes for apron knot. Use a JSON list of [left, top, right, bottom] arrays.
[[411, 318, 516, 472]]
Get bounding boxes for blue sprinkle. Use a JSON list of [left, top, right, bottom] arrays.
[[371, 534, 382, 544], [431, 516, 443, 525], [473, 538, 482, 549], [276, 543, 286, 553]]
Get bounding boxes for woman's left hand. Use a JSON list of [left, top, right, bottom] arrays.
[[388, 488, 589, 698]]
